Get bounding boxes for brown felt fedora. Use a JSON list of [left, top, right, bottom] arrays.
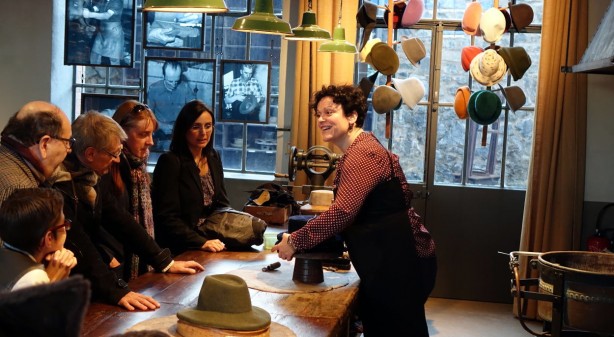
[[502, 85, 526, 112], [177, 274, 271, 332], [509, 3, 534, 32], [366, 42, 400, 76], [372, 85, 402, 114], [400, 36, 426, 66], [497, 46, 532, 81]]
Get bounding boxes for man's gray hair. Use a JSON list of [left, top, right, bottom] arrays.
[[72, 111, 127, 156]]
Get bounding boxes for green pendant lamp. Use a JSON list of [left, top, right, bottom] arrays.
[[285, 1, 331, 41], [319, 25, 357, 53], [318, 0, 357, 53], [143, 0, 228, 12], [232, 0, 292, 36]]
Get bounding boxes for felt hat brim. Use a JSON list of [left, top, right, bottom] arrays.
[[177, 305, 271, 331]]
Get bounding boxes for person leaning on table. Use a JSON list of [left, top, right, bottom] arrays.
[[51, 111, 203, 311], [273, 84, 437, 337], [0, 188, 77, 291]]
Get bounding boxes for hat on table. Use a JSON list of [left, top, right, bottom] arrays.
[[462, 1, 482, 35], [177, 274, 271, 334], [357, 1, 379, 51], [300, 190, 334, 213], [497, 46, 531, 81], [501, 85, 526, 112], [479, 7, 506, 43], [468, 90, 502, 125], [470, 49, 507, 87], [366, 42, 400, 76], [392, 77, 425, 110], [401, 0, 425, 27], [461, 45, 483, 72], [359, 38, 381, 63], [400, 36, 426, 66], [358, 71, 380, 99], [454, 86, 471, 120], [372, 85, 402, 114], [509, 3, 534, 32]]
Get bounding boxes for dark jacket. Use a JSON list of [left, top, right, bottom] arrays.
[[0, 248, 43, 291], [53, 154, 173, 305], [98, 155, 151, 279], [151, 149, 230, 255]]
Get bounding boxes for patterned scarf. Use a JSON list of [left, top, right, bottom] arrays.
[[124, 149, 155, 279]]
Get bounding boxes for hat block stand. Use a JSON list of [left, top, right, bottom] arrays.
[[479, 0, 499, 147], [385, 0, 394, 139]]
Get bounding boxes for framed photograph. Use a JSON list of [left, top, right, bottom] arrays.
[[220, 60, 271, 124], [145, 57, 216, 152], [81, 93, 138, 117], [144, 12, 204, 50], [65, 0, 135, 66]]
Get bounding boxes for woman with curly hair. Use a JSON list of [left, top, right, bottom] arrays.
[[273, 84, 436, 336]]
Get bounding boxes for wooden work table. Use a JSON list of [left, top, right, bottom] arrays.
[[81, 247, 359, 337]]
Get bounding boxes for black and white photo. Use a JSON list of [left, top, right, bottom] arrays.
[[220, 60, 271, 124], [81, 93, 138, 117], [65, 0, 135, 66], [145, 57, 215, 152], [144, 12, 204, 50]]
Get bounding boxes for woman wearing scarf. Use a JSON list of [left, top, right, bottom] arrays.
[[100, 100, 202, 280]]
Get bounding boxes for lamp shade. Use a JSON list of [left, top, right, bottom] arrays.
[[143, 0, 228, 12], [232, 0, 292, 36], [285, 11, 331, 41], [318, 25, 357, 54]]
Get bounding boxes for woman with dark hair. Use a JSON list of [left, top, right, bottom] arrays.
[[273, 85, 437, 336], [99, 100, 204, 281], [152, 100, 266, 255]]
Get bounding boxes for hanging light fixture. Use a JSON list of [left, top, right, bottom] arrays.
[[232, 0, 292, 36], [142, 0, 228, 13], [285, 0, 331, 41], [318, 0, 357, 53]]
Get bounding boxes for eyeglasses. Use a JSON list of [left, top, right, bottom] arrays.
[[53, 136, 76, 150], [100, 145, 123, 159], [48, 219, 72, 232]]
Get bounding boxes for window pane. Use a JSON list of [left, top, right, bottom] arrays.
[[434, 107, 466, 184], [392, 105, 428, 182], [467, 119, 503, 187], [246, 124, 277, 173], [216, 123, 243, 170]]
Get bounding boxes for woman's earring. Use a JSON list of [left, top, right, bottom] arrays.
[[348, 122, 354, 133]]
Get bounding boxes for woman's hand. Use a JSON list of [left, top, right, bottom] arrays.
[[44, 248, 78, 282], [118, 291, 160, 311], [272, 233, 296, 261], [168, 260, 204, 274], [201, 239, 225, 252]]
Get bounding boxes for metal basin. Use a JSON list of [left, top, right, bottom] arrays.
[[537, 251, 614, 335]]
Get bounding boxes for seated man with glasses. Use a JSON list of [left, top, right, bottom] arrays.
[[52, 111, 204, 311], [0, 188, 77, 291], [0, 101, 73, 207]]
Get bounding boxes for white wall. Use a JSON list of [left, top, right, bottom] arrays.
[[0, 1, 53, 126], [584, 0, 614, 202]]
